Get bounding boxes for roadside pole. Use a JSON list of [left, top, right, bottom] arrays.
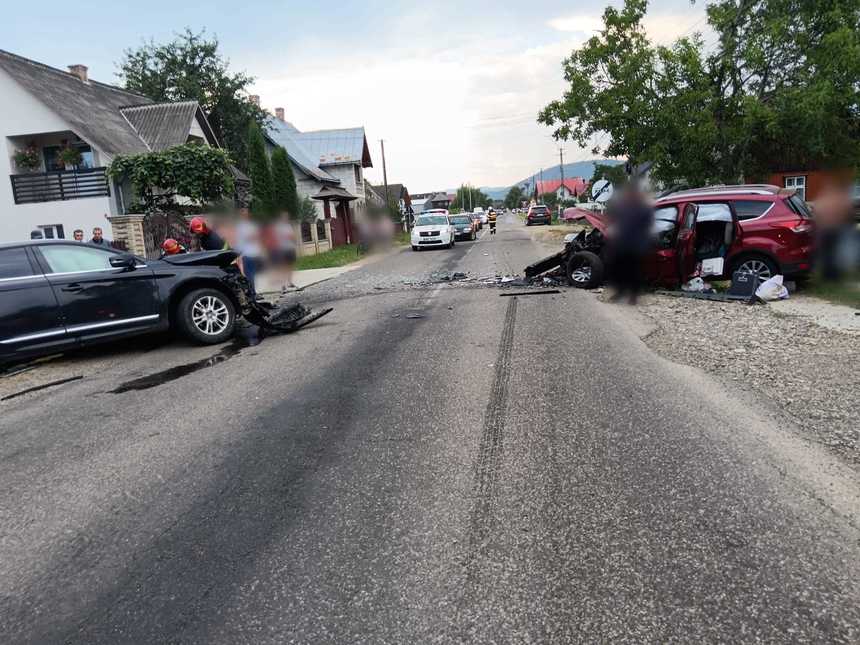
[[559, 148, 565, 220], [380, 139, 399, 231]]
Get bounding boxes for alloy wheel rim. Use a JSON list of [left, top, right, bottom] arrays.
[[571, 265, 592, 282], [739, 259, 772, 281], [191, 296, 230, 335]]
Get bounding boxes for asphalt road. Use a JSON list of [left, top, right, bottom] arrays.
[[2, 213, 859, 643]]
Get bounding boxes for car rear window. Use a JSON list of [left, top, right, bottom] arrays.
[[0, 247, 34, 279], [733, 200, 773, 220], [531, 206, 548, 213], [786, 194, 813, 219]]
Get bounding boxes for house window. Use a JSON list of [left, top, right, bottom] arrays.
[[784, 176, 806, 201], [354, 165, 361, 186], [300, 221, 313, 243], [38, 224, 65, 239], [316, 219, 327, 240], [43, 144, 94, 171]]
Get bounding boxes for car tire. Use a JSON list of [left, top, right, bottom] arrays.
[[412, 245, 419, 251], [176, 288, 236, 344], [566, 251, 604, 289], [471, 231, 476, 241], [730, 253, 779, 282]]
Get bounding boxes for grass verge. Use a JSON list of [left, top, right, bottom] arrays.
[[798, 276, 860, 309], [295, 244, 362, 271]]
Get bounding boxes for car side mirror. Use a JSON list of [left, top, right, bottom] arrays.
[[110, 254, 136, 269]]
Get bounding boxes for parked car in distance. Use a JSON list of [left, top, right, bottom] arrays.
[[411, 212, 456, 250], [0, 241, 245, 366], [526, 204, 552, 225], [473, 207, 488, 225], [450, 215, 477, 241]]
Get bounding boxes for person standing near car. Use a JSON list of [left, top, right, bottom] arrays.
[[90, 227, 110, 246], [606, 182, 654, 305], [189, 216, 229, 252], [73, 229, 84, 242], [235, 208, 264, 298]]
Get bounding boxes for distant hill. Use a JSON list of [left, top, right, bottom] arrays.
[[479, 159, 623, 200]]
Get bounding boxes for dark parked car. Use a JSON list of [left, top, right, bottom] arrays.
[[450, 215, 477, 241], [526, 204, 552, 225], [0, 241, 243, 365]]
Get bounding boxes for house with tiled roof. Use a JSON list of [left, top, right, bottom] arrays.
[[0, 49, 224, 244], [535, 177, 588, 201], [262, 103, 373, 248]]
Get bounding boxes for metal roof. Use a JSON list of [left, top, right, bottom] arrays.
[[265, 117, 338, 183], [298, 127, 373, 167], [121, 101, 217, 151]]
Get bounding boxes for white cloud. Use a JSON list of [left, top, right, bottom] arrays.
[[547, 8, 711, 45], [249, 31, 598, 191]]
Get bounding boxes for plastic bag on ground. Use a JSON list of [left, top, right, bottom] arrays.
[[755, 274, 789, 301], [681, 277, 706, 292]]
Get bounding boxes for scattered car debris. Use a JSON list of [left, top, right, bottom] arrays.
[[405, 312, 425, 319], [755, 275, 790, 301], [2, 375, 83, 401]]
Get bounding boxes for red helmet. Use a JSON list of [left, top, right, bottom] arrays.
[[189, 216, 208, 234], [161, 238, 181, 254]]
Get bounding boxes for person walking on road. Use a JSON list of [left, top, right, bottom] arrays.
[[488, 208, 497, 235]]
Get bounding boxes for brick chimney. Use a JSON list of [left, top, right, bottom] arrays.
[[249, 94, 260, 106], [275, 107, 285, 121], [68, 64, 88, 82]]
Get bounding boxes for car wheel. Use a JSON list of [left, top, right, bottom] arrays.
[[412, 245, 419, 251], [732, 254, 778, 283], [177, 288, 236, 344], [566, 251, 604, 289], [471, 231, 476, 241]]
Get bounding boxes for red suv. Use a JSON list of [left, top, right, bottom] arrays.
[[653, 185, 815, 283], [528, 185, 816, 289]]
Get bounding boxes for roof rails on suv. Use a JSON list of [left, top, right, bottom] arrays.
[[657, 184, 782, 201]]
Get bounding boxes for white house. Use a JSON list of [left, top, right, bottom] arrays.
[[0, 49, 221, 244], [263, 105, 372, 248]]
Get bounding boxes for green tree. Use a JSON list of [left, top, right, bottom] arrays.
[[451, 184, 492, 211], [118, 28, 267, 171], [107, 143, 234, 213], [298, 196, 318, 222], [538, 0, 860, 186], [589, 163, 627, 190], [504, 185, 526, 209], [247, 121, 275, 219], [271, 146, 300, 217]]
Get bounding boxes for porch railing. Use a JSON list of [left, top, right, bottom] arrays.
[[10, 167, 110, 204]]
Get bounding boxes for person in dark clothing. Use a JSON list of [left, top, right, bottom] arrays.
[[190, 216, 229, 252], [606, 183, 654, 305], [90, 227, 110, 246]]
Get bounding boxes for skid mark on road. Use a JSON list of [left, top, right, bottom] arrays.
[[463, 296, 518, 586]]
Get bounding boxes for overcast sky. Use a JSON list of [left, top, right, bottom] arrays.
[[4, 1, 710, 192]]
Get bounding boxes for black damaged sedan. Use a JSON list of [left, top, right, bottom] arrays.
[[0, 241, 244, 365]]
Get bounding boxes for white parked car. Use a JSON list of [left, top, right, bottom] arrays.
[[473, 206, 488, 225], [411, 211, 455, 250]]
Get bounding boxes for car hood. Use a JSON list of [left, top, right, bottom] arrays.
[[412, 225, 447, 233], [561, 208, 608, 233], [161, 250, 239, 267]]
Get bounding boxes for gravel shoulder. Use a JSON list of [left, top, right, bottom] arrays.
[[623, 293, 860, 466]]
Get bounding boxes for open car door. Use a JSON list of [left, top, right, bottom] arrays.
[[675, 203, 698, 284]]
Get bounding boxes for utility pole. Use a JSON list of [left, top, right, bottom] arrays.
[[539, 167, 544, 203], [559, 148, 565, 217]]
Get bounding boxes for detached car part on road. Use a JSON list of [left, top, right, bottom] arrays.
[[526, 185, 815, 289], [0, 241, 330, 365]]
